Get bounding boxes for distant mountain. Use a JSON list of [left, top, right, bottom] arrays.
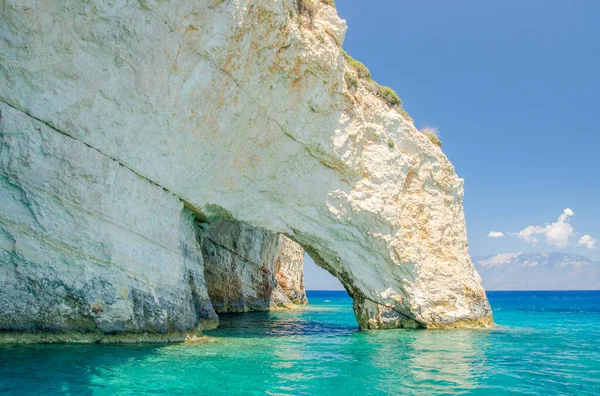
[[472, 252, 600, 290]]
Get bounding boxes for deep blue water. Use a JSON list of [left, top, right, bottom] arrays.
[[1, 290, 599, 395]]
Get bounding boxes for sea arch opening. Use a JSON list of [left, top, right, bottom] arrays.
[[196, 217, 360, 331], [302, 252, 344, 292]]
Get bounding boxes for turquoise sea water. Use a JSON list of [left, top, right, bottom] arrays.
[[1, 290, 599, 395]]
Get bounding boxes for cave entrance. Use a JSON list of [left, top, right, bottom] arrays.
[[199, 218, 309, 316], [197, 218, 355, 331]]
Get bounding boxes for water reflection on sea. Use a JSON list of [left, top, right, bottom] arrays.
[[0, 291, 599, 395]]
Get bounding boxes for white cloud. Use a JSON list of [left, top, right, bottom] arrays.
[[518, 225, 541, 246], [487, 231, 504, 238], [517, 208, 574, 248], [559, 208, 574, 220], [578, 235, 596, 249]]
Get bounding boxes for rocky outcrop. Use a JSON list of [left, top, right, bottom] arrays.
[[199, 219, 306, 312], [0, 0, 492, 334]]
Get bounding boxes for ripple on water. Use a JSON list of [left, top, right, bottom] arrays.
[[0, 291, 599, 395]]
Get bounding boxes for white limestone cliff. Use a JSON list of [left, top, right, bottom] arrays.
[[0, 102, 218, 342], [0, 0, 492, 335]]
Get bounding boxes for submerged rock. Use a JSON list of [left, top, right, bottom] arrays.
[[0, 0, 492, 337]]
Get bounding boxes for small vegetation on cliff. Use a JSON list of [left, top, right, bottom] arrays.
[[342, 50, 371, 79], [375, 85, 402, 107], [342, 50, 413, 123], [321, 0, 336, 8], [420, 126, 442, 147], [344, 72, 358, 91], [396, 107, 413, 123]]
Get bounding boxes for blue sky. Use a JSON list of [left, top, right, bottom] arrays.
[[304, 0, 600, 290]]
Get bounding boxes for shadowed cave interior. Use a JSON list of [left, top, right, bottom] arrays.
[[196, 216, 349, 327]]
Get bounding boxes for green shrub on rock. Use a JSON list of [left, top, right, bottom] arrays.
[[420, 126, 442, 147], [342, 50, 371, 79], [376, 85, 402, 108]]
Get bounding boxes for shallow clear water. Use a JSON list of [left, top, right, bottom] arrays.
[[1, 290, 599, 395]]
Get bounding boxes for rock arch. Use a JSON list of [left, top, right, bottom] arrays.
[[0, 0, 492, 341]]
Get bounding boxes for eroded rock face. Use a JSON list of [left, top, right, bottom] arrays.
[[0, 0, 492, 331], [274, 235, 308, 305], [0, 100, 306, 341], [200, 219, 306, 312], [0, 102, 218, 341]]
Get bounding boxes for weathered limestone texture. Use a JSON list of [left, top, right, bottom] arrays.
[[200, 219, 305, 313], [0, 102, 218, 341], [0, 0, 492, 330], [274, 235, 308, 305]]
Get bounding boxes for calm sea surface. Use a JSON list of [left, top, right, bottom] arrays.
[[1, 290, 599, 395]]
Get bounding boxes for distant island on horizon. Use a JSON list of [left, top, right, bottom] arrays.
[[473, 252, 600, 291], [305, 252, 600, 292]]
